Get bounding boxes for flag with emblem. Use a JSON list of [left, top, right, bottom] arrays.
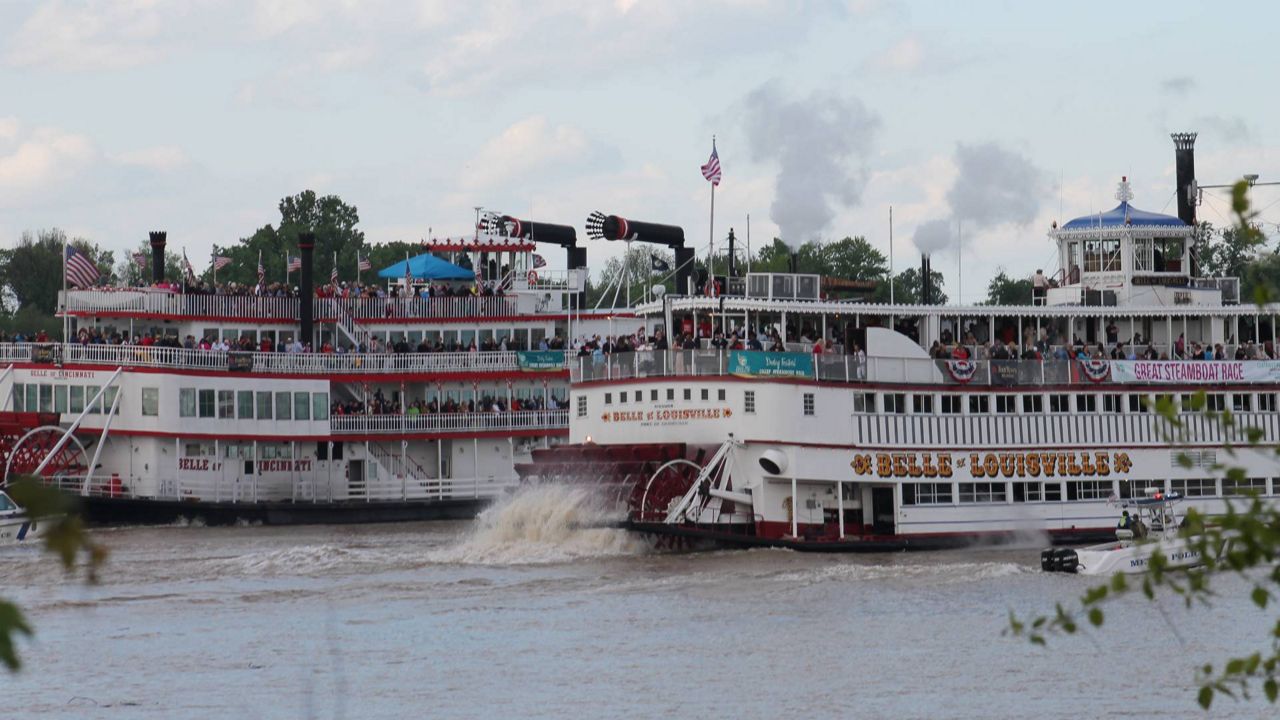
[[65, 246, 101, 289], [532, 254, 547, 269], [651, 254, 670, 272]]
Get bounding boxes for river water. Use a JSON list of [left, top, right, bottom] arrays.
[[2, 486, 1274, 719]]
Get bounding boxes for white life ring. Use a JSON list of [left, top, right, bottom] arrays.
[[527, 270, 538, 283]]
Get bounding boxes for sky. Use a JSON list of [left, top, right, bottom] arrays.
[[3, 0, 1280, 303]]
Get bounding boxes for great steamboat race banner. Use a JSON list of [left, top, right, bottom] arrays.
[[729, 350, 814, 379], [1110, 360, 1280, 384], [517, 350, 565, 371]]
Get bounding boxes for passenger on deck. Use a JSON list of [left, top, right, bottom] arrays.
[[1117, 511, 1132, 530]]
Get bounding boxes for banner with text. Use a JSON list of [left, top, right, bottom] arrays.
[[1110, 360, 1280, 384], [517, 350, 565, 372], [728, 350, 814, 379]]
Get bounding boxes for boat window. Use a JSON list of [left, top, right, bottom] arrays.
[[912, 394, 933, 414], [104, 387, 119, 415], [852, 393, 874, 413], [1065, 480, 1112, 501], [958, 482, 1006, 503], [701, 389, 709, 401], [993, 395, 1016, 414], [1118, 478, 1164, 499], [651, 390, 658, 402], [69, 385, 84, 414], [238, 391, 254, 419], [940, 396, 961, 414], [10, 384, 22, 412], [1011, 482, 1042, 502], [1233, 394, 1252, 412], [604, 393, 612, 405], [718, 389, 726, 402], [744, 391, 755, 414], [577, 395, 587, 418], [902, 482, 952, 505], [38, 384, 53, 413], [684, 389, 692, 401], [1048, 394, 1070, 413], [968, 395, 989, 414], [180, 388, 196, 417], [1102, 394, 1124, 413], [884, 393, 906, 414], [1043, 482, 1063, 502], [312, 393, 328, 421], [1258, 393, 1277, 412], [198, 389, 216, 418], [1222, 477, 1268, 496], [141, 387, 159, 417], [294, 392, 310, 421], [218, 390, 234, 419], [1083, 238, 1121, 273], [667, 389, 675, 401], [256, 391, 273, 420], [633, 391, 641, 403], [803, 393, 815, 416], [1021, 395, 1043, 413], [1075, 395, 1097, 412], [275, 391, 292, 420], [619, 391, 626, 404], [1127, 395, 1149, 413], [1171, 478, 1216, 497], [54, 385, 68, 414], [0, 493, 16, 512]]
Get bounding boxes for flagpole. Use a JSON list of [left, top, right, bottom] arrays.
[[889, 206, 894, 305], [212, 246, 217, 286], [708, 176, 716, 281], [61, 233, 69, 342], [746, 213, 751, 274]]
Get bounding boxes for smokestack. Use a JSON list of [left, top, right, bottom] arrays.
[[920, 254, 931, 305], [1172, 132, 1198, 275], [298, 232, 315, 348], [149, 231, 166, 284], [586, 211, 690, 295], [727, 228, 737, 278]]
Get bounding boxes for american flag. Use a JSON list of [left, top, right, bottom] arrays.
[[330, 263, 339, 284], [212, 255, 232, 271], [132, 252, 148, 270], [532, 253, 547, 269], [357, 253, 371, 271], [700, 139, 721, 186], [287, 256, 302, 272], [257, 256, 265, 284], [182, 249, 196, 282], [65, 246, 101, 289]]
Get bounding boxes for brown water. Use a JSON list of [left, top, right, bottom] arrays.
[[2, 486, 1274, 719]]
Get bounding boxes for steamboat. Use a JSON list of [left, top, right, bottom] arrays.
[[522, 132, 1280, 550], [0, 214, 655, 525]]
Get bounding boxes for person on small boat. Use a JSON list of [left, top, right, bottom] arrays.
[[1117, 511, 1132, 530]]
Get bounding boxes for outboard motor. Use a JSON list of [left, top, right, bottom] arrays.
[[1041, 547, 1080, 573]]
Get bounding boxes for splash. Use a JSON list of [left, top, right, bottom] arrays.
[[427, 484, 647, 565]]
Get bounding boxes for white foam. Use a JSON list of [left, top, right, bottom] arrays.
[[427, 484, 648, 565], [773, 560, 1033, 586]]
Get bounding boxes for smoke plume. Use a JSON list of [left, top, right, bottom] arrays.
[[946, 142, 1044, 230], [912, 218, 952, 256], [742, 81, 880, 248]]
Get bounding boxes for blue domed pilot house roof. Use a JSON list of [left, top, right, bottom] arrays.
[[1044, 177, 1215, 307]]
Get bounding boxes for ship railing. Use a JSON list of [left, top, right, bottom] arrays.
[[329, 409, 569, 435], [43, 474, 514, 504], [338, 474, 515, 503], [9, 343, 565, 374], [60, 290, 521, 321], [570, 350, 1280, 386]]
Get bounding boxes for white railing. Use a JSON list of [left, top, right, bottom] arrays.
[[61, 290, 521, 320], [853, 410, 1280, 449], [340, 475, 514, 503], [4, 343, 567, 374], [44, 473, 513, 504], [329, 409, 569, 435]]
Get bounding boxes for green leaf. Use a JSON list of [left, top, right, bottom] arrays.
[[1087, 607, 1104, 627], [0, 600, 33, 671], [1265, 678, 1278, 704], [1253, 586, 1269, 609], [1198, 685, 1214, 710]]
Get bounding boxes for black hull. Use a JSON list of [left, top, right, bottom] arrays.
[[626, 522, 1116, 553], [82, 496, 491, 527]]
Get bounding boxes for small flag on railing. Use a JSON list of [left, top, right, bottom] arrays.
[[65, 246, 101, 289], [357, 253, 372, 271], [182, 249, 197, 283], [532, 253, 547, 269], [287, 256, 302, 272], [212, 255, 232, 271], [132, 252, 148, 271]]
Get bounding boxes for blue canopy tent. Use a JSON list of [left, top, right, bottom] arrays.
[[377, 253, 475, 281], [1062, 202, 1187, 230]]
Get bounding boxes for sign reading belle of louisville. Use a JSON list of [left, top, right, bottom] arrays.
[[602, 407, 732, 426], [850, 450, 1133, 479]]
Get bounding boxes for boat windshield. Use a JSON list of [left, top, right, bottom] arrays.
[[0, 493, 16, 512]]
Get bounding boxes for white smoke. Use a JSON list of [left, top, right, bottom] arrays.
[[742, 81, 880, 248], [946, 141, 1044, 230], [912, 218, 952, 256]]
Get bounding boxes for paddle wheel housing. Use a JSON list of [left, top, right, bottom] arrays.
[[0, 413, 88, 484], [515, 443, 708, 517]]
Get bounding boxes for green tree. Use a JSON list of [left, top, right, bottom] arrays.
[[1009, 182, 1280, 711], [983, 268, 1033, 305], [114, 241, 184, 287], [0, 229, 114, 316], [875, 266, 947, 305], [220, 191, 367, 287], [588, 244, 674, 308]]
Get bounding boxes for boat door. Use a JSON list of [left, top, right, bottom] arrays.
[[871, 486, 895, 535], [347, 460, 365, 495]]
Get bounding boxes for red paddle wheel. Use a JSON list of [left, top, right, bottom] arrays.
[[629, 458, 703, 522], [0, 413, 88, 484], [516, 442, 706, 517]]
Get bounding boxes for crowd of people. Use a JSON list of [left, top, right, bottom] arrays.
[[331, 388, 569, 417], [925, 325, 1278, 363], [107, 278, 508, 300]]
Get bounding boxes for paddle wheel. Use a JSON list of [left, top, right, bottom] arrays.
[[515, 442, 705, 514], [630, 457, 704, 522], [0, 413, 88, 484]]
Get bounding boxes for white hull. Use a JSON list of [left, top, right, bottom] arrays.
[[1072, 536, 1203, 575], [0, 513, 44, 544]]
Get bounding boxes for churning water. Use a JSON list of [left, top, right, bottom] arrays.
[[2, 487, 1275, 719]]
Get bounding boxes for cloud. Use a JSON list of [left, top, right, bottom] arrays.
[[868, 36, 924, 72], [0, 126, 96, 203], [1195, 115, 1253, 145], [742, 81, 880, 248], [863, 33, 977, 75], [3, 0, 176, 70], [1160, 76, 1196, 96], [946, 142, 1045, 229], [460, 116, 595, 190], [109, 146, 189, 171]]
